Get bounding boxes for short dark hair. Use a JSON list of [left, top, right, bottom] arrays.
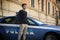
[[22, 3, 27, 7]]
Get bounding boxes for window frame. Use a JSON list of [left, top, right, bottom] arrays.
[[1, 17, 15, 24], [30, 0, 35, 8], [1, 17, 38, 26], [48, 2, 50, 15], [52, 6, 54, 16], [27, 18, 38, 26], [41, 0, 44, 11]]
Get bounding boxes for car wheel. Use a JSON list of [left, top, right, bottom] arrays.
[[0, 35, 1, 39], [44, 34, 58, 40]]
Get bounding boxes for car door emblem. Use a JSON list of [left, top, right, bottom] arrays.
[[6, 30, 9, 33], [10, 31, 14, 34], [27, 32, 34, 35], [30, 32, 34, 35], [6, 30, 34, 35]]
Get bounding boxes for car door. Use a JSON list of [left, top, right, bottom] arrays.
[[0, 17, 41, 40], [0, 17, 20, 40], [27, 19, 41, 40]]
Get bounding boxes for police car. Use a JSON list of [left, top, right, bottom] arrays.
[[0, 16, 60, 40]]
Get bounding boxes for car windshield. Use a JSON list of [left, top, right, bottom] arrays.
[[32, 19, 48, 26], [31, 18, 45, 25]]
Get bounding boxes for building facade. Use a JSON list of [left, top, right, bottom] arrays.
[[0, 0, 60, 25], [56, 0, 60, 26]]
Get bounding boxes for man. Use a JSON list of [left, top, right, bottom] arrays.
[[16, 3, 28, 40]]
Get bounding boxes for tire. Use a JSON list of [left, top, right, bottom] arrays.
[[0, 33, 2, 40], [44, 34, 58, 40], [0, 33, 5, 40]]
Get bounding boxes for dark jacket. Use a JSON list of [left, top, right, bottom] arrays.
[[15, 10, 28, 24]]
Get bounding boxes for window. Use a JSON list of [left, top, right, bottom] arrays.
[[48, 2, 50, 15], [31, 0, 35, 8], [1, 17, 37, 26], [59, 11, 60, 19], [1, 17, 15, 24], [56, 11, 60, 19], [27, 19, 36, 26], [57, 0, 60, 1], [52, 6, 54, 16], [41, 0, 44, 11]]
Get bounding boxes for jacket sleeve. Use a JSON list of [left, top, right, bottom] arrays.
[[16, 11, 23, 22]]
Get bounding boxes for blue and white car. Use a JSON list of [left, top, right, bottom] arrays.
[[0, 16, 60, 40]]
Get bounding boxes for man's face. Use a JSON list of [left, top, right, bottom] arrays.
[[22, 5, 26, 10]]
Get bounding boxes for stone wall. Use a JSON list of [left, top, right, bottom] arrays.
[[0, 0, 56, 25]]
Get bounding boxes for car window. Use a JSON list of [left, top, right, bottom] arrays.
[[32, 19, 44, 24], [1, 17, 15, 24], [27, 19, 37, 26], [1, 17, 37, 26]]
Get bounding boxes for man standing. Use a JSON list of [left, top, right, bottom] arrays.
[[16, 3, 28, 40]]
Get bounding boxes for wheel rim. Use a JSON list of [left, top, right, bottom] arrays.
[[45, 35, 57, 40]]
